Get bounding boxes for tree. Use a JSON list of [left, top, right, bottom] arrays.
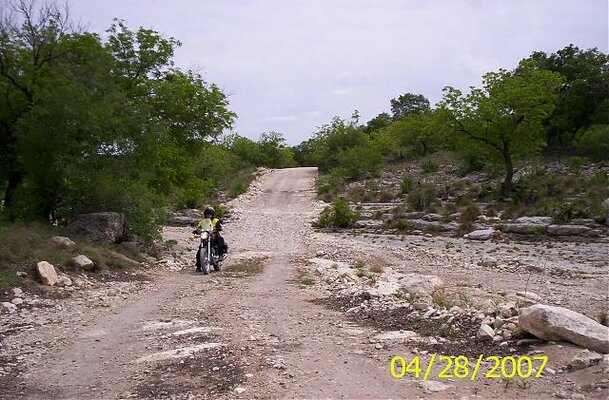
[[0, 0, 71, 216], [524, 45, 609, 149], [383, 109, 448, 156], [390, 93, 430, 120], [440, 63, 564, 198], [0, 1, 236, 240], [363, 112, 392, 136]]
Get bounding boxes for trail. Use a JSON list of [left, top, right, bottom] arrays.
[[17, 167, 409, 399]]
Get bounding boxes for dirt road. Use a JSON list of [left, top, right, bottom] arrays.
[[3, 168, 408, 399], [2, 167, 608, 399]]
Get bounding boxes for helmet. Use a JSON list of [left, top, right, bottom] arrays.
[[203, 206, 215, 218]]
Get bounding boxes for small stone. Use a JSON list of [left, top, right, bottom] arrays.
[[212, 367, 220, 371], [2, 302, 18, 312], [72, 255, 95, 271], [412, 302, 429, 311], [11, 298, 23, 305], [479, 255, 498, 267], [602, 354, 609, 373], [420, 380, 450, 393], [50, 236, 76, 248], [568, 349, 603, 371], [12, 288, 23, 297], [234, 387, 246, 394], [57, 276, 73, 287], [477, 324, 494, 341]]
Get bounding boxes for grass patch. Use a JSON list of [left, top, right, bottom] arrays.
[[0, 270, 23, 295], [225, 257, 266, 277], [0, 221, 143, 274], [289, 270, 316, 287]]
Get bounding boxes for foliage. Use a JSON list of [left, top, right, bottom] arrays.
[[421, 159, 439, 173], [575, 125, 609, 161], [440, 63, 564, 197], [524, 45, 609, 149], [390, 93, 430, 120], [407, 184, 438, 212], [0, 2, 258, 243], [510, 169, 609, 222], [400, 176, 414, 194], [317, 199, 360, 228], [380, 109, 448, 157]]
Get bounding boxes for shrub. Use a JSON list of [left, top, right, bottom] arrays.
[[401, 175, 414, 193], [566, 156, 585, 174], [421, 159, 439, 173], [576, 125, 609, 161], [317, 199, 360, 228], [407, 184, 438, 211], [459, 203, 481, 224], [458, 150, 486, 175], [316, 168, 347, 202]]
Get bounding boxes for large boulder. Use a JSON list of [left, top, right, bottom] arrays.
[[166, 209, 205, 226], [399, 273, 443, 299], [515, 216, 554, 225], [547, 225, 591, 236], [37, 261, 58, 286], [499, 223, 547, 234], [464, 228, 496, 240], [519, 304, 609, 353], [67, 212, 125, 243]]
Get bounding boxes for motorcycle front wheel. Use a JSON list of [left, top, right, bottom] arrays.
[[199, 252, 210, 275]]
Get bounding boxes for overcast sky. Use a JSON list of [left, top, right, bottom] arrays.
[[68, 0, 608, 145]]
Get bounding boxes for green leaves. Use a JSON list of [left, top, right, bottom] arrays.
[[0, 4, 237, 241], [440, 64, 564, 196]]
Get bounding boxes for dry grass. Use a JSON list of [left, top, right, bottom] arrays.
[[225, 257, 267, 277], [369, 264, 383, 274]]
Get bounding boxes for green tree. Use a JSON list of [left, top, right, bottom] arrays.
[[0, 0, 72, 216], [0, 1, 236, 241], [524, 45, 609, 149], [363, 112, 392, 136], [440, 63, 564, 198], [383, 109, 448, 156], [390, 93, 430, 120]]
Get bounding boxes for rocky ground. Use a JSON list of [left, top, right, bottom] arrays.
[[0, 167, 608, 399]]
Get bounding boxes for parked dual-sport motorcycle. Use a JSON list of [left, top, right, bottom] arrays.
[[196, 218, 222, 275]]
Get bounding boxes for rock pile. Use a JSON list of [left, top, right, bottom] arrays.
[[309, 255, 609, 354]]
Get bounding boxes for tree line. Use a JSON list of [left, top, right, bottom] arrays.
[[295, 44, 609, 199], [0, 1, 295, 241]]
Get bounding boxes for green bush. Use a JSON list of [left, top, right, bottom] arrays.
[[458, 150, 487, 175], [565, 156, 585, 174], [576, 125, 609, 161], [317, 199, 360, 228], [316, 168, 347, 202], [407, 184, 438, 211], [401, 176, 414, 193], [421, 159, 439, 174]]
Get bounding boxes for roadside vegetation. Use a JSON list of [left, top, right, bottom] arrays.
[[301, 45, 609, 227], [0, 1, 297, 245]]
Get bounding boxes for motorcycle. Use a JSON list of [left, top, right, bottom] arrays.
[[196, 219, 222, 274]]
